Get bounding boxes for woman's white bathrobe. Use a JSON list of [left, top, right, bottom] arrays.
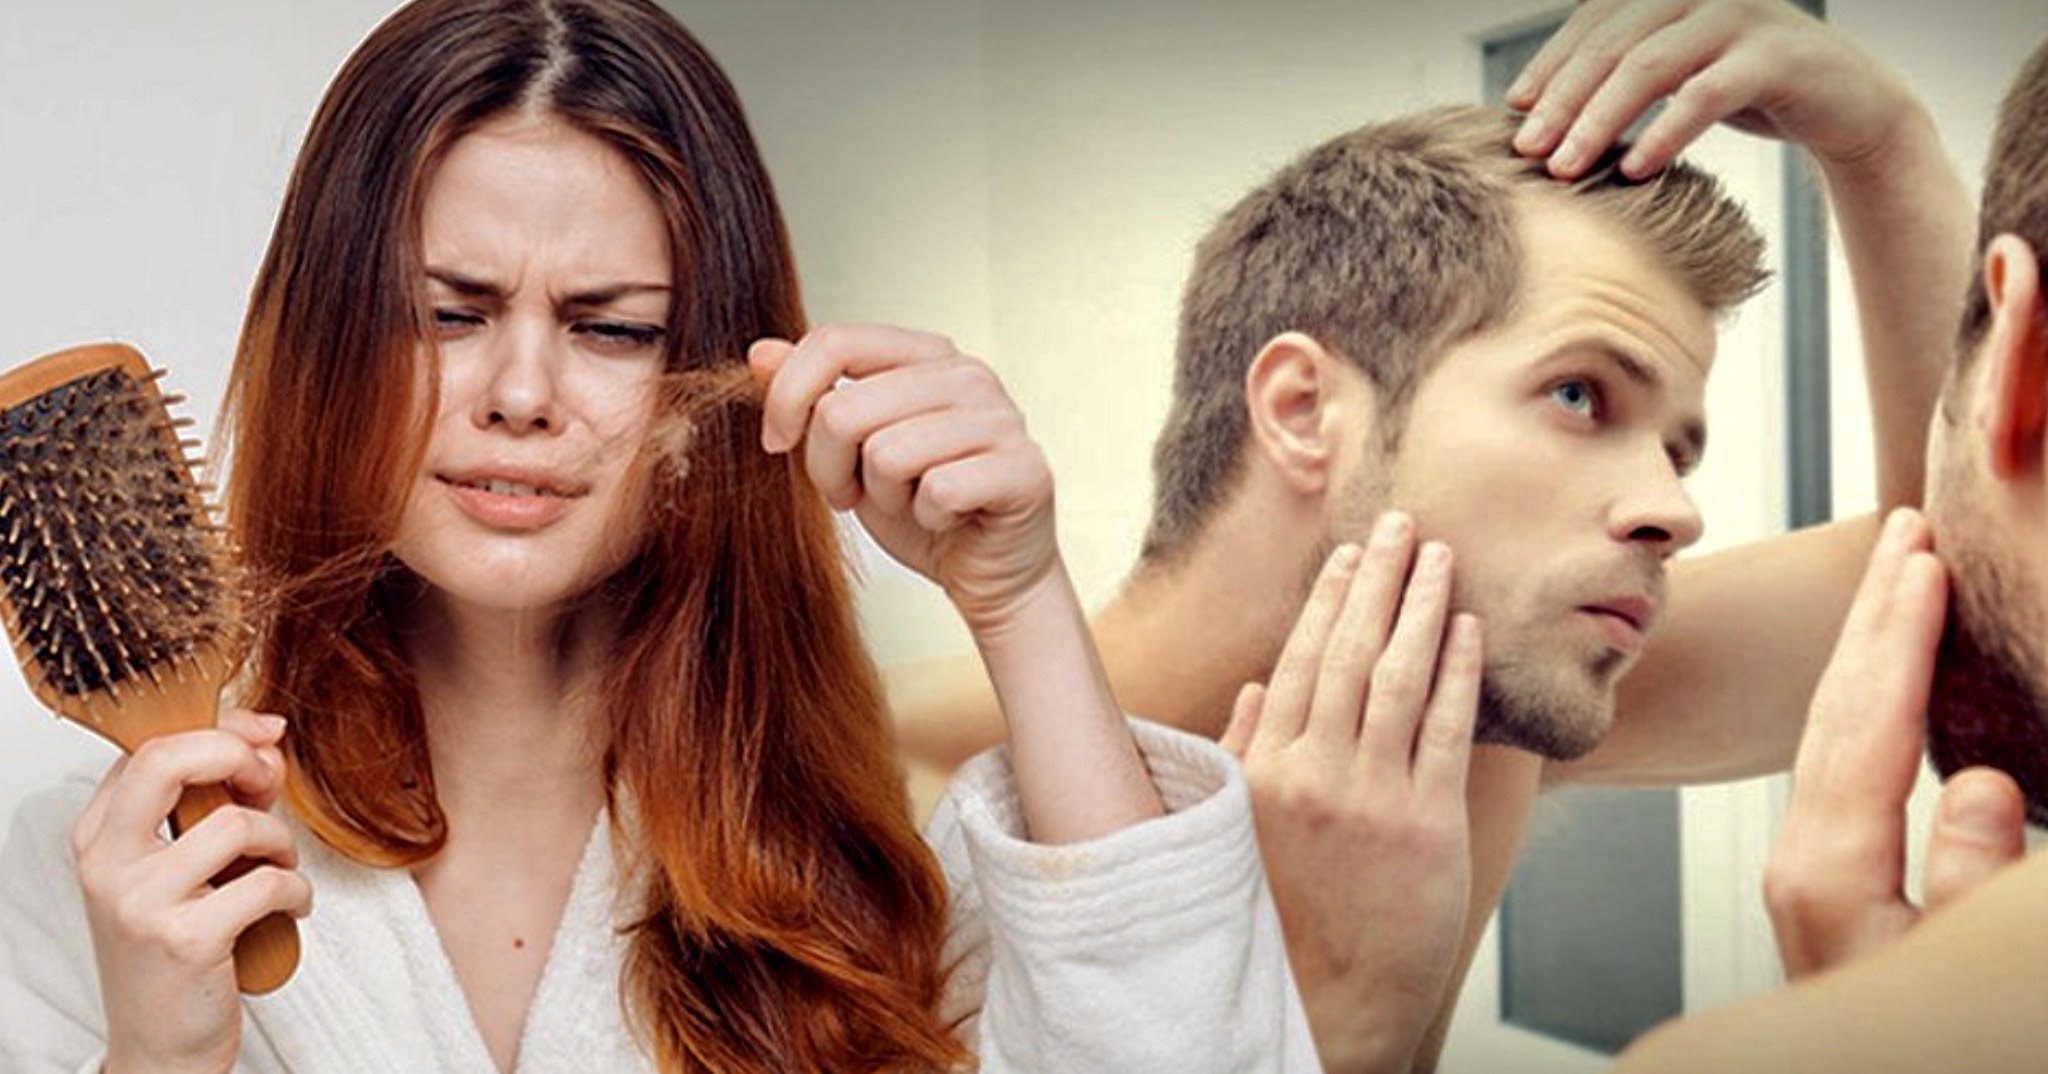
[[0, 721, 1320, 1072]]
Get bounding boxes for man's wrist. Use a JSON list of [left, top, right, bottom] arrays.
[[1814, 95, 1940, 189], [1312, 1015, 1424, 1074]]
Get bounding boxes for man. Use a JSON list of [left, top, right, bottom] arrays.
[[1611, 35, 2048, 1072], [888, 2, 1975, 1068]]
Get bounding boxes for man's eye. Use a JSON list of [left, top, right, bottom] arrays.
[[433, 309, 482, 330], [1550, 378, 1600, 417]]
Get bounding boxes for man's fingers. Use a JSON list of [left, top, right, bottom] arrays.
[[1792, 510, 1929, 775], [1617, 47, 1757, 177], [1515, 0, 1686, 160], [1220, 682, 1265, 760], [1255, 543, 1366, 751], [1412, 613, 1483, 802], [1776, 542, 1948, 919], [1924, 767, 2028, 914], [1505, 0, 1631, 110], [1554, 12, 1735, 179], [1357, 541, 1454, 781], [1303, 512, 1416, 746], [1824, 551, 1946, 789]]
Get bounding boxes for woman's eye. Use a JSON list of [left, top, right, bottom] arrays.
[[433, 309, 482, 333], [574, 321, 666, 351], [1550, 378, 1600, 418]]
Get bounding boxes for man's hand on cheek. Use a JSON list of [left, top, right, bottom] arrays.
[[1221, 512, 1481, 1074], [1764, 508, 2028, 980]]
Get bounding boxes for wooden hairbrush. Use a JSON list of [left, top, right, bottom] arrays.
[[0, 341, 299, 994]]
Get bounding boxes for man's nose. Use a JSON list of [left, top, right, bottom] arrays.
[[1608, 456, 1704, 558]]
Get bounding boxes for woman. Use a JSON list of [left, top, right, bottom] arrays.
[[0, 1, 1313, 1071]]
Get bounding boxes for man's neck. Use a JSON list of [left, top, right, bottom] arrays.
[[1094, 518, 1323, 738]]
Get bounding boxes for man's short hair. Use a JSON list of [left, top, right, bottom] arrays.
[[1141, 105, 1767, 562], [1955, 38, 2048, 376]]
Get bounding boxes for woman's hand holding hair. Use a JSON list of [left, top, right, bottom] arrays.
[[69, 707, 310, 1074], [752, 325, 1161, 842]]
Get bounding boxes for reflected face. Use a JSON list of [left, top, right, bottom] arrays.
[[1926, 406, 2048, 824], [1339, 198, 1714, 759], [388, 111, 674, 615]]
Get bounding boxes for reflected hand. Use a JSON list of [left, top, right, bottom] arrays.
[[1221, 513, 1481, 1074], [1507, 0, 1916, 180], [1765, 509, 2027, 980], [752, 324, 1056, 634]]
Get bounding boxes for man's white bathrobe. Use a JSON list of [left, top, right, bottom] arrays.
[[0, 721, 1320, 1072]]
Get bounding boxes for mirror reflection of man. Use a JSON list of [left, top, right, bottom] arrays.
[[1613, 33, 2048, 1073], [890, 2, 1978, 1068]]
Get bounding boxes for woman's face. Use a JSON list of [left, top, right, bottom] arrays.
[[390, 110, 674, 615]]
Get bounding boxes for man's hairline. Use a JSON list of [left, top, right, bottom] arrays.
[[1138, 173, 1747, 571]]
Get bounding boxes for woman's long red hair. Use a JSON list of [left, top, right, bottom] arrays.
[[217, 1, 967, 1069]]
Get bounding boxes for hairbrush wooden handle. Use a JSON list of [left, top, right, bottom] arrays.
[[168, 781, 303, 995]]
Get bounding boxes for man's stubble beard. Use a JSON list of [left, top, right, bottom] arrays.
[[1474, 652, 1618, 761], [1324, 438, 1614, 763], [1927, 492, 2048, 826]]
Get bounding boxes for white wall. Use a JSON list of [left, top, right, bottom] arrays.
[[0, 0, 412, 831]]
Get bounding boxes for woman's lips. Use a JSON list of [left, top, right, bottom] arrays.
[[439, 476, 578, 530]]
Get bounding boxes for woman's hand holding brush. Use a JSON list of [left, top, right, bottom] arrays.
[[68, 706, 310, 1074]]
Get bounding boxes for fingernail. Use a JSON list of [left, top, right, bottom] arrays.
[[1885, 506, 1920, 543], [1620, 148, 1649, 179], [761, 426, 787, 454], [1506, 73, 1533, 104], [1550, 136, 1586, 176], [1332, 543, 1363, 569], [1515, 112, 1553, 154], [261, 715, 288, 738], [1421, 541, 1452, 571], [1943, 778, 2012, 839], [1375, 510, 1413, 542]]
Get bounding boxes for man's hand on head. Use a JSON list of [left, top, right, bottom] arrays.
[[1765, 508, 2029, 979], [1220, 512, 1481, 1074], [1506, 0, 1918, 181]]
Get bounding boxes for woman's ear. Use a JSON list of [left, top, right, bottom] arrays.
[[1981, 235, 2048, 484], [1242, 332, 1375, 497]]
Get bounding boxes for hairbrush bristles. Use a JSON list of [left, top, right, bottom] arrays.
[[0, 342, 297, 996], [0, 352, 233, 705]]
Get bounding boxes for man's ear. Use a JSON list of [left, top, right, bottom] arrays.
[[1242, 331, 1372, 496], [1982, 235, 2048, 482]]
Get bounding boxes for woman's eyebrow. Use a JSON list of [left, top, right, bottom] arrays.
[[425, 267, 670, 308]]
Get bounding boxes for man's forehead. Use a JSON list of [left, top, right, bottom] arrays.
[[1512, 195, 1720, 380]]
